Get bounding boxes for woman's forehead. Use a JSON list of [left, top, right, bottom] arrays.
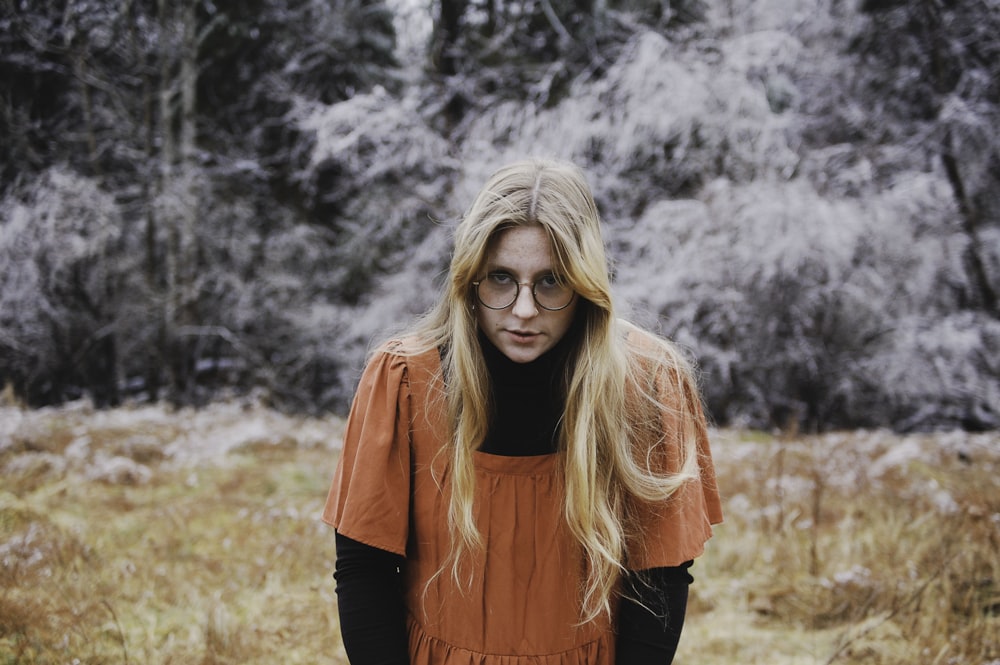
[[485, 226, 556, 272]]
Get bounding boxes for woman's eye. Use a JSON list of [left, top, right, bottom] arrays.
[[539, 274, 559, 288], [488, 272, 513, 284]]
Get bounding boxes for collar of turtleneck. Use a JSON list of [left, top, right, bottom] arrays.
[[478, 332, 564, 386], [478, 332, 568, 456]]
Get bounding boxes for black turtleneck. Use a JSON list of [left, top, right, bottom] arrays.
[[478, 333, 565, 456]]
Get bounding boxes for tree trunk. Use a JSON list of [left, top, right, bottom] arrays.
[[157, 0, 202, 403], [941, 130, 999, 318], [432, 0, 467, 76]]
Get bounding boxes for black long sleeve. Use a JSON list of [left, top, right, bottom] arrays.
[[333, 531, 409, 665], [615, 562, 693, 665]]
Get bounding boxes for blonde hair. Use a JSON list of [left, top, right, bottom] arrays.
[[403, 158, 703, 622]]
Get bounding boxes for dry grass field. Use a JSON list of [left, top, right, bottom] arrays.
[[1, 397, 997, 664]]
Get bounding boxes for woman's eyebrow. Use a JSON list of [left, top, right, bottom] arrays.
[[485, 263, 555, 277]]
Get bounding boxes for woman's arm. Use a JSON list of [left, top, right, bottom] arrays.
[[333, 531, 410, 665], [615, 562, 693, 665]]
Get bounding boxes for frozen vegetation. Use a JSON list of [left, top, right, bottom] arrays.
[[0, 0, 997, 431]]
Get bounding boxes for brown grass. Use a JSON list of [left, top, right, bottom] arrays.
[[683, 429, 1000, 665], [0, 401, 346, 664], [1, 403, 997, 663]]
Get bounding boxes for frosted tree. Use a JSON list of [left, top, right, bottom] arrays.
[[0, 0, 401, 409], [0, 171, 128, 405], [847, 0, 1000, 315]]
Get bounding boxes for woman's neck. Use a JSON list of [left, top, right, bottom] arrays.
[[478, 332, 567, 456]]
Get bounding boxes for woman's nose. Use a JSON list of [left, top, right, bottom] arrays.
[[511, 284, 538, 318]]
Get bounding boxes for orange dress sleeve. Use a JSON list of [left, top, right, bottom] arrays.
[[322, 345, 412, 557], [625, 353, 724, 571]]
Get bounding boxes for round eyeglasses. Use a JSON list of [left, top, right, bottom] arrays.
[[473, 273, 575, 311]]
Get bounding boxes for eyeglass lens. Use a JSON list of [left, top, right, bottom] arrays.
[[476, 274, 573, 311]]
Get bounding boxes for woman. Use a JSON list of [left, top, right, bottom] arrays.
[[323, 158, 723, 665]]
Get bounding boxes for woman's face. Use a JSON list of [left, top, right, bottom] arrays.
[[475, 225, 578, 364]]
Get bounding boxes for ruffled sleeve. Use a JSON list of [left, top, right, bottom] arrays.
[[322, 344, 412, 557], [625, 337, 724, 571]]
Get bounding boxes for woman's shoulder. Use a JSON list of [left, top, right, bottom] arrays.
[[366, 336, 441, 375], [372, 334, 438, 357]]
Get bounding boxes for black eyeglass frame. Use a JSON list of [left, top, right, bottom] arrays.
[[471, 279, 576, 312]]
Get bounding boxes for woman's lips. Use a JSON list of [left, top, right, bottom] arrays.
[[506, 330, 539, 343]]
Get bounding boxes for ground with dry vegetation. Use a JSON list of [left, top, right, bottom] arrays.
[[1, 399, 998, 664]]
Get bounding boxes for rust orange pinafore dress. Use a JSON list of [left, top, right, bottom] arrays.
[[322, 340, 723, 665]]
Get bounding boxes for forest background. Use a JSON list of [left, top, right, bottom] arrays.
[[1, 0, 999, 433]]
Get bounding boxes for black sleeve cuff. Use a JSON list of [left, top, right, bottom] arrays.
[[615, 561, 693, 665], [334, 531, 410, 665]]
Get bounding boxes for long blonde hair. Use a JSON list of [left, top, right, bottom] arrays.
[[404, 158, 703, 622]]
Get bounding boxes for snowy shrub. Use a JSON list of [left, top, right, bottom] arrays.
[[877, 313, 1000, 432], [257, 298, 356, 413], [291, 86, 456, 300], [233, 222, 369, 412], [978, 226, 1000, 300], [293, 86, 454, 217], [608, 165, 998, 431], [267, 87, 461, 409], [0, 169, 128, 405], [610, 178, 914, 429], [458, 29, 800, 222], [704, 0, 831, 33]]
